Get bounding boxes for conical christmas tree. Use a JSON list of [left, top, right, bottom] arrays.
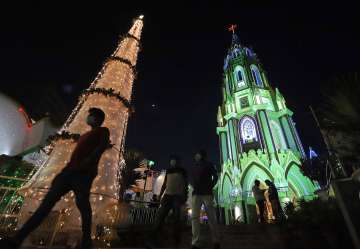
[[17, 15, 143, 241]]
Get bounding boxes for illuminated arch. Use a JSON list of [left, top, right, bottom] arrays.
[[286, 163, 314, 197], [221, 173, 233, 204], [288, 182, 301, 202], [240, 163, 274, 195], [284, 161, 300, 178]]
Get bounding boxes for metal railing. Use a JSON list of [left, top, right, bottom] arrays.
[[130, 207, 158, 225], [125, 199, 159, 226]]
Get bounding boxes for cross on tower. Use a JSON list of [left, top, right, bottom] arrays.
[[228, 24, 237, 34]]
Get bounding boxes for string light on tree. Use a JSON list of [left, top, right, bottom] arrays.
[[17, 15, 144, 244]]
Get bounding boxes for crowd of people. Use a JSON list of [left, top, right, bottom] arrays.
[[0, 107, 283, 249], [146, 151, 220, 249]]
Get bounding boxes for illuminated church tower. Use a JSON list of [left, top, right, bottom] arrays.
[[216, 29, 316, 224]]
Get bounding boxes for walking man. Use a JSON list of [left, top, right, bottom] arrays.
[[190, 150, 220, 249], [146, 155, 188, 249], [252, 180, 266, 223], [0, 107, 110, 249]]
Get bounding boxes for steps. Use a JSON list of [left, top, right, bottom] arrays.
[[20, 223, 353, 249], [114, 224, 287, 249], [200, 224, 286, 249]]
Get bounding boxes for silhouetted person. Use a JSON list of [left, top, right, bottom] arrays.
[[146, 155, 188, 249], [190, 150, 220, 249], [0, 108, 110, 249], [265, 179, 283, 221], [252, 179, 266, 223]]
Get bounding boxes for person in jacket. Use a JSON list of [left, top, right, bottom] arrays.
[[190, 150, 220, 249]]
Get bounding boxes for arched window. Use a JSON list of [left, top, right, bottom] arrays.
[[234, 66, 246, 87], [225, 75, 230, 94], [237, 70, 243, 82], [233, 48, 240, 57], [250, 65, 263, 87], [239, 116, 258, 144], [245, 48, 252, 57]]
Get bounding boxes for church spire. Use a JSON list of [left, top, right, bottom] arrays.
[[231, 33, 240, 47], [228, 24, 240, 47]]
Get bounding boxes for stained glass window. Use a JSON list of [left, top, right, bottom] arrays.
[[240, 117, 258, 143]]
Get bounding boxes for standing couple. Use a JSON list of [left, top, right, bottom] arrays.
[[252, 179, 283, 223], [147, 151, 220, 249]]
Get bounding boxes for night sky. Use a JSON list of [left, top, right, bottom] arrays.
[[1, 3, 359, 169]]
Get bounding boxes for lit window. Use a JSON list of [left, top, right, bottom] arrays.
[[251, 65, 263, 87], [234, 66, 246, 88], [239, 117, 258, 144], [237, 70, 243, 82], [245, 48, 252, 57]]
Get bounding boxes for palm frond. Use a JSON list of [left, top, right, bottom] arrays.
[[320, 72, 360, 131]]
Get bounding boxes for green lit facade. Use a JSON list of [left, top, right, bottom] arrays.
[[216, 34, 316, 224]]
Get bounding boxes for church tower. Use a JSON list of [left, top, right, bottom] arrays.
[[216, 30, 316, 224]]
